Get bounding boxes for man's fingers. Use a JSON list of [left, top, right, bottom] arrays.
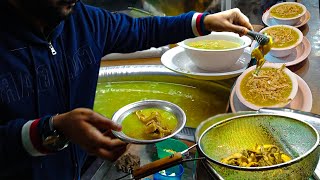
[[233, 8, 253, 31], [225, 23, 249, 36], [89, 112, 122, 131], [96, 134, 128, 150], [103, 129, 117, 138], [236, 15, 253, 31]]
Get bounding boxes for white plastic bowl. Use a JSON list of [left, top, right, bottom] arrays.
[[269, 2, 307, 26], [260, 25, 303, 58], [235, 63, 298, 110], [178, 32, 251, 72]]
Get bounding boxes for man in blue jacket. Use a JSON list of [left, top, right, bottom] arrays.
[[0, 0, 253, 179]]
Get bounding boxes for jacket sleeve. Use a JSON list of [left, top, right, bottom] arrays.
[[0, 116, 53, 175], [80, 3, 210, 55]]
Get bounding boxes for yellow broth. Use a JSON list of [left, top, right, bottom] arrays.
[[270, 4, 304, 18], [121, 108, 178, 140], [240, 67, 292, 107], [264, 26, 299, 48], [187, 40, 241, 50], [94, 81, 229, 128]]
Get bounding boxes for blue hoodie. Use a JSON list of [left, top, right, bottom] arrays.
[[0, 1, 208, 179]]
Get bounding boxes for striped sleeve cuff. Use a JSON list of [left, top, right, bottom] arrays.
[[191, 12, 211, 37], [21, 119, 50, 156]]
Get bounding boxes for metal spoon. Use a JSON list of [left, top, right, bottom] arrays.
[[245, 30, 270, 45]]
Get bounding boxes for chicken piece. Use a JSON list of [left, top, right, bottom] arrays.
[[135, 110, 173, 139], [145, 120, 159, 134], [142, 111, 161, 123], [135, 110, 146, 121], [157, 126, 172, 136], [136, 111, 162, 124]]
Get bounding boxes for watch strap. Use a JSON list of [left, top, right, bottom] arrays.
[[41, 115, 69, 151]]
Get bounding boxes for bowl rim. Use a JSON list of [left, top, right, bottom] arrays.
[[111, 99, 186, 144], [269, 2, 307, 21], [177, 32, 252, 52], [260, 25, 303, 51], [198, 113, 320, 171], [235, 63, 299, 110]]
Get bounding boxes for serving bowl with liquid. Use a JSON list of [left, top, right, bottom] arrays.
[[178, 32, 251, 72], [235, 63, 298, 110], [111, 99, 186, 144], [269, 2, 307, 26], [260, 25, 303, 57]]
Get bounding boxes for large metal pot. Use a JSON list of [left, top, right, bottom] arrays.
[[95, 65, 232, 128]]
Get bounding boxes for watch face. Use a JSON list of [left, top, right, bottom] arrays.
[[43, 135, 69, 151], [42, 115, 69, 151], [43, 136, 60, 146]]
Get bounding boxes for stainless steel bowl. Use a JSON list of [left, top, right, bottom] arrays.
[[111, 99, 186, 144]]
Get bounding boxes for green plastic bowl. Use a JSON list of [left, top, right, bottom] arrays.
[[156, 138, 188, 159]]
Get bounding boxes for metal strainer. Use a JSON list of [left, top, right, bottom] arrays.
[[198, 113, 320, 180]]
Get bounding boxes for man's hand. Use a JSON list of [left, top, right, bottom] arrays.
[[204, 8, 253, 35], [53, 108, 128, 161]]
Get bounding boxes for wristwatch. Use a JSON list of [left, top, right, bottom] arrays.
[[42, 115, 69, 151]]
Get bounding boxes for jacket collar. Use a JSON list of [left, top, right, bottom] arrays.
[[1, 1, 65, 45]]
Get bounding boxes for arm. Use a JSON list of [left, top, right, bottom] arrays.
[[203, 8, 253, 35], [52, 108, 128, 160], [80, 3, 208, 54], [0, 108, 128, 176], [102, 11, 202, 54], [81, 3, 252, 55]]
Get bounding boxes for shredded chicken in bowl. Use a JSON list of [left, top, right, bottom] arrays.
[[240, 64, 293, 107]]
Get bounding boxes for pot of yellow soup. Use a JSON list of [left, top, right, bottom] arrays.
[[94, 65, 231, 129]]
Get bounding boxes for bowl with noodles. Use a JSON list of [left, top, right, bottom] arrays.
[[235, 63, 298, 110], [269, 2, 307, 26], [260, 25, 303, 57]]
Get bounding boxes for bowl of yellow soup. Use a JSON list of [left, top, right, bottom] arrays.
[[260, 25, 303, 57], [178, 32, 252, 71], [235, 63, 298, 110], [269, 2, 307, 26], [111, 99, 186, 144]]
